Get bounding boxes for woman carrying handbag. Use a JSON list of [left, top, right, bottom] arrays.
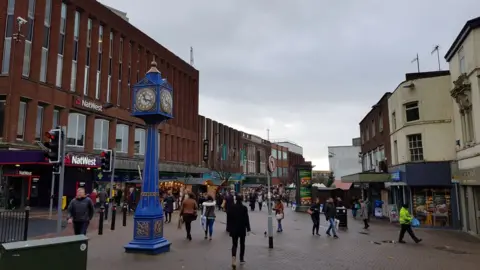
[[274, 199, 284, 232], [180, 192, 198, 241], [308, 197, 321, 236]]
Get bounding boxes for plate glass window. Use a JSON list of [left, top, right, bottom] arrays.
[[405, 101, 420, 122], [94, 119, 109, 149], [52, 109, 60, 128], [40, 0, 52, 82], [134, 128, 145, 155], [115, 124, 129, 153], [2, 0, 16, 74], [0, 98, 6, 138], [56, 3, 67, 87], [35, 106, 44, 141], [17, 101, 27, 140], [22, 0, 36, 77], [67, 113, 86, 147]]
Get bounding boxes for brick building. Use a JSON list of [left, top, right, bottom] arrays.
[[197, 115, 242, 184], [241, 133, 271, 187], [0, 0, 200, 208]]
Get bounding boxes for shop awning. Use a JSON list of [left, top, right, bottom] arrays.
[[341, 172, 390, 183]]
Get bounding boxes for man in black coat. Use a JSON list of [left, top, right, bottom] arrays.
[[224, 190, 235, 232], [227, 195, 251, 269]]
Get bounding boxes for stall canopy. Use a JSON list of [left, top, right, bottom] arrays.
[[286, 183, 296, 189]]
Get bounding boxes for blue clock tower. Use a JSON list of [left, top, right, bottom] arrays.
[[124, 60, 173, 255]]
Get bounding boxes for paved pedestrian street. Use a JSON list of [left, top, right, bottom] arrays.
[[86, 207, 480, 270]]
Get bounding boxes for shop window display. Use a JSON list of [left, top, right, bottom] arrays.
[[412, 188, 451, 227]]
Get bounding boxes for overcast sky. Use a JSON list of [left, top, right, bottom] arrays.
[[100, 0, 480, 170]]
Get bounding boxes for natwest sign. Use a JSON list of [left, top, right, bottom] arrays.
[[74, 97, 103, 112], [65, 154, 99, 167]]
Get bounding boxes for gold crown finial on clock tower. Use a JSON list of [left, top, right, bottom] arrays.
[[147, 56, 160, 74]]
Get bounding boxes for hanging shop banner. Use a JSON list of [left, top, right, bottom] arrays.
[[299, 169, 312, 205]]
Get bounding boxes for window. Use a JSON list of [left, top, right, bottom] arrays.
[[283, 167, 288, 176], [459, 46, 466, 74], [117, 37, 123, 106], [2, 0, 15, 74], [283, 151, 288, 160], [393, 140, 398, 165], [55, 3, 67, 87], [0, 98, 5, 137], [460, 108, 475, 145], [379, 112, 383, 132], [70, 11, 80, 91], [95, 25, 103, 99], [405, 101, 419, 122], [134, 128, 146, 155], [84, 18, 92, 95], [52, 108, 60, 128], [66, 113, 86, 147], [107, 31, 113, 102], [271, 149, 277, 159], [115, 124, 129, 153], [93, 119, 109, 149], [17, 101, 27, 140], [35, 105, 44, 141], [391, 112, 396, 131], [407, 134, 424, 162], [39, 0, 52, 82], [371, 120, 375, 137], [22, 0, 36, 77]]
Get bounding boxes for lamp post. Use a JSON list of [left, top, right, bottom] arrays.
[[124, 60, 173, 255]]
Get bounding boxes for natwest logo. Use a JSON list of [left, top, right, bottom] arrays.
[[65, 154, 97, 166], [75, 98, 103, 112]]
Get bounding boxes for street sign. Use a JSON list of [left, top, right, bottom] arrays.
[[268, 155, 276, 173]]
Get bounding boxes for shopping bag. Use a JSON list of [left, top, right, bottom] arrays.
[[411, 218, 420, 227], [275, 213, 284, 220], [177, 216, 184, 229], [201, 215, 207, 231]]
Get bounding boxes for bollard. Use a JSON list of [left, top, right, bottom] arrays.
[[110, 203, 116, 231], [104, 202, 109, 220], [122, 202, 127, 226], [98, 205, 105, 235], [23, 206, 30, 241]]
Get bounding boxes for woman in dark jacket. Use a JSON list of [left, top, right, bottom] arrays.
[[227, 195, 251, 269], [309, 197, 321, 236], [163, 191, 175, 223]]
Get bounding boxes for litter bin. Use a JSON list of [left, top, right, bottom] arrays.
[[336, 206, 347, 229], [0, 235, 88, 270]]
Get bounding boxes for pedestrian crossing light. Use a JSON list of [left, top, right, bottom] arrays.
[[44, 129, 62, 164], [101, 149, 113, 172]]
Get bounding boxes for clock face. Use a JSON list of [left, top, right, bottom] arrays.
[[160, 89, 173, 114], [135, 87, 156, 111]]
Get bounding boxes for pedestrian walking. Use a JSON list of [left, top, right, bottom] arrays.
[[224, 190, 235, 232], [67, 188, 95, 235], [180, 192, 198, 241], [202, 195, 216, 240], [359, 199, 370, 229], [351, 196, 359, 219], [399, 203, 422, 244], [164, 190, 175, 223], [249, 192, 256, 211], [274, 199, 284, 232], [227, 195, 251, 269], [257, 191, 264, 211], [324, 198, 338, 238], [308, 197, 321, 236]]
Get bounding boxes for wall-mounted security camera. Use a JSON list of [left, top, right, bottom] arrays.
[[17, 17, 27, 25]]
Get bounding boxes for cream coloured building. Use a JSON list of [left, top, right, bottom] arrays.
[[387, 71, 461, 229], [445, 16, 480, 236]]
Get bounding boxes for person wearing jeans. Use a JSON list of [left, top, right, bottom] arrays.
[[202, 196, 216, 240], [67, 188, 95, 235], [324, 198, 338, 238]]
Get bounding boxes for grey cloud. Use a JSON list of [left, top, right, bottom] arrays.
[[100, 0, 480, 169]]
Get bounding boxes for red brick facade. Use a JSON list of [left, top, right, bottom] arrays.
[[0, 0, 199, 166]]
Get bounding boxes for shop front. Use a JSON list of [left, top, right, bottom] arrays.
[[454, 166, 480, 236], [390, 162, 460, 229]]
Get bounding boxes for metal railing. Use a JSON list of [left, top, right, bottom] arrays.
[[0, 208, 30, 244]]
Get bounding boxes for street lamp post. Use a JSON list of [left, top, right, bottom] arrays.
[[124, 60, 173, 255]]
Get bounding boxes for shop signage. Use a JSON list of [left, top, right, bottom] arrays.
[[65, 154, 98, 166], [18, 170, 32, 176], [203, 139, 209, 162], [390, 171, 401, 182], [74, 97, 103, 112]]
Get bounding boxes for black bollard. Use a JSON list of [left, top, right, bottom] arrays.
[[122, 202, 127, 226], [110, 203, 116, 231], [98, 205, 105, 235], [104, 202, 109, 220]]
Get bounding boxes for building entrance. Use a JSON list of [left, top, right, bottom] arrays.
[[1, 174, 38, 209]]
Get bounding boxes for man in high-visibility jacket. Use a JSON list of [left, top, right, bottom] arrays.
[[399, 203, 422, 244]]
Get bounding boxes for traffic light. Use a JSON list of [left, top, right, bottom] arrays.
[[44, 129, 62, 163], [100, 149, 113, 172]]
